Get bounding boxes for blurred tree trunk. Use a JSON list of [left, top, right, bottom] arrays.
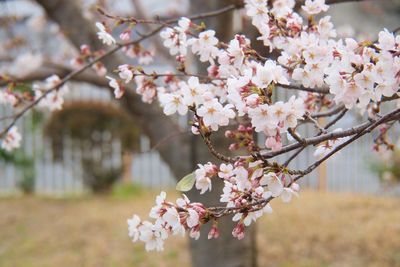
[[187, 1, 257, 267], [36, 0, 256, 266], [36, 0, 193, 179]]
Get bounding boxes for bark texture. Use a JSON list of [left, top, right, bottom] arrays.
[[187, 1, 257, 267]]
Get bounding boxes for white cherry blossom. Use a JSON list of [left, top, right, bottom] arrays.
[[127, 215, 141, 242], [1, 126, 22, 152], [302, 0, 329, 15], [188, 30, 219, 62], [181, 77, 206, 106], [106, 76, 124, 99], [95, 22, 116, 46], [159, 93, 188, 115]]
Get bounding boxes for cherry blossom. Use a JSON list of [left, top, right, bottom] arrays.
[[159, 92, 188, 115], [95, 22, 116, 46], [181, 77, 206, 106], [218, 163, 234, 179], [120, 29, 131, 41], [2, 0, 400, 252], [106, 76, 124, 99], [265, 173, 284, 197], [0, 90, 18, 106], [188, 30, 219, 62], [302, 0, 329, 15], [245, 0, 269, 31], [186, 209, 200, 228], [34, 75, 69, 111], [118, 64, 134, 83], [139, 221, 166, 251], [160, 24, 188, 56], [197, 99, 235, 131], [194, 163, 215, 194], [1, 126, 22, 152], [127, 214, 141, 242]]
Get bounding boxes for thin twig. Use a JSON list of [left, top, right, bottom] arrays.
[[0, 4, 242, 137]]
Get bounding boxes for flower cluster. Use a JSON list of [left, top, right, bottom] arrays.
[[0, 89, 18, 107], [95, 22, 116, 46], [128, 159, 301, 251], [248, 96, 305, 151], [70, 44, 107, 76], [160, 18, 192, 56], [127, 191, 210, 251], [1, 126, 21, 152], [89, 2, 400, 249], [33, 75, 69, 111], [218, 161, 299, 237], [194, 162, 217, 194], [126, 0, 400, 250], [122, 44, 155, 65], [2, 0, 400, 253], [225, 125, 257, 152]]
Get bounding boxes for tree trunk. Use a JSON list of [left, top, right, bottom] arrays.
[[187, 1, 257, 267], [36, 0, 192, 179]]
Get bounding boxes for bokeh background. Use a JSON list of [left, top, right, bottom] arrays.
[[0, 0, 400, 266]]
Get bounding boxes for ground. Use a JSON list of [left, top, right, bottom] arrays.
[[0, 189, 399, 267]]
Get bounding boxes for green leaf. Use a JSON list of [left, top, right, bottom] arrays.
[[176, 172, 196, 192]]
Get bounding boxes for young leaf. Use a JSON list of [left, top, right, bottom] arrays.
[[176, 172, 196, 192]]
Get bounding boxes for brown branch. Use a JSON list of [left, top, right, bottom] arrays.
[[326, 0, 368, 4], [211, 108, 400, 219], [283, 146, 306, 167], [293, 108, 400, 180], [304, 112, 327, 134], [261, 120, 371, 158], [0, 3, 242, 137], [287, 128, 305, 143], [311, 104, 346, 118], [324, 108, 347, 130], [297, 0, 367, 4], [129, 0, 172, 61], [278, 83, 330, 94], [199, 132, 237, 163]]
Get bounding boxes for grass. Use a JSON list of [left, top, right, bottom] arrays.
[[0, 190, 399, 267]]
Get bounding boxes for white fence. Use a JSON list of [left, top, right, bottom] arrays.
[[0, 83, 394, 196], [0, 83, 176, 195]]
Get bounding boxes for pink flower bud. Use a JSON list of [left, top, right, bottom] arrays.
[[229, 143, 239, 151], [208, 224, 219, 239], [225, 130, 235, 138], [238, 125, 246, 132], [191, 126, 200, 135], [80, 44, 91, 55], [207, 65, 219, 78], [232, 223, 245, 240], [245, 95, 259, 108], [120, 30, 131, 41], [176, 55, 186, 63], [70, 58, 84, 69], [190, 225, 201, 240], [93, 62, 107, 77]]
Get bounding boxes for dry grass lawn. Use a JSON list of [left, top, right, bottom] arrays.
[[0, 190, 399, 267]]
